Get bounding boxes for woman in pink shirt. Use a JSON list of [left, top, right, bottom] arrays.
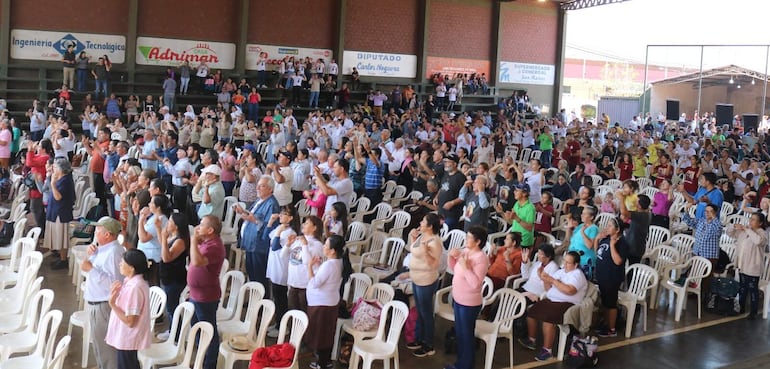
[[0, 120, 11, 169], [219, 143, 238, 196], [447, 226, 490, 369], [106, 249, 152, 369]]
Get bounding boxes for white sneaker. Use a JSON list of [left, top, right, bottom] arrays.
[[156, 330, 170, 341], [267, 326, 279, 338]]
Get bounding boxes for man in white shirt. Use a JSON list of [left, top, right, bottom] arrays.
[[315, 158, 354, 214], [267, 150, 294, 206], [675, 140, 696, 169], [328, 59, 339, 81]]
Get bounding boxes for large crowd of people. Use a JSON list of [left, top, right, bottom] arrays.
[[2, 57, 769, 369]]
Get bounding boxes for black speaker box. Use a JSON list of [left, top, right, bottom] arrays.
[[743, 114, 759, 133], [716, 104, 734, 126], [666, 100, 680, 121]]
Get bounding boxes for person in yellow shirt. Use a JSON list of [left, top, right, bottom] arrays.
[[632, 147, 648, 178], [647, 136, 663, 166]]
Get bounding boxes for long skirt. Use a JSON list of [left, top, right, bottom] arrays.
[[43, 220, 69, 251]]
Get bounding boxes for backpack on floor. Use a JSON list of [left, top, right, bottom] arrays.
[[707, 277, 741, 316], [565, 335, 599, 368]]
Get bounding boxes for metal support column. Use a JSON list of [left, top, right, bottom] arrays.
[[552, 7, 568, 114], [234, 0, 249, 76], [642, 46, 649, 115], [335, 0, 347, 74], [492, 0, 504, 93], [417, 0, 431, 87], [696, 46, 703, 123], [0, 0, 12, 91], [764, 46, 769, 118], [125, 0, 138, 91]]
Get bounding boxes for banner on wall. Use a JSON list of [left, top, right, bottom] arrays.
[[245, 44, 333, 70], [10, 29, 126, 63], [136, 37, 236, 69], [498, 61, 555, 85], [425, 57, 490, 79], [342, 51, 417, 78]]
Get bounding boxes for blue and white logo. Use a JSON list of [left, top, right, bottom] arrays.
[[52, 34, 85, 55]]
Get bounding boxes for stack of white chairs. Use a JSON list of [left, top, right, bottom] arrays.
[[0, 289, 54, 355], [348, 301, 409, 369], [475, 288, 527, 369], [160, 321, 214, 369], [339, 283, 395, 355], [0, 239, 39, 288], [139, 302, 197, 369], [217, 270, 246, 321], [218, 282, 266, 340], [331, 273, 372, 361], [0, 309, 64, 369], [217, 300, 275, 369]]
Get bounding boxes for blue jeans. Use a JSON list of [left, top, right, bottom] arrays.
[[162, 281, 185, 333], [190, 300, 219, 369], [413, 281, 439, 347], [95, 79, 108, 99], [540, 149, 552, 169], [309, 91, 320, 108], [257, 70, 267, 86], [76, 69, 88, 92], [245, 250, 270, 288], [248, 103, 259, 122], [453, 301, 481, 369], [739, 273, 759, 315], [180, 77, 190, 94]]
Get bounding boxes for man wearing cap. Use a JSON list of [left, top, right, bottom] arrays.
[[81, 216, 125, 369], [435, 153, 466, 230], [506, 183, 536, 248], [195, 164, 226, 221], [266, 151, 294, 207]]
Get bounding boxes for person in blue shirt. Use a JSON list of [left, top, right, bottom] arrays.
[[679, 172, 723, 219], [561, 205, 599, 279]]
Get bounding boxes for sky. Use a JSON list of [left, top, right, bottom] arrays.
[[565, 0, 770, 72]]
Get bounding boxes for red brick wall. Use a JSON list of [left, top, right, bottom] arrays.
[[137, 0, 238, 42], [11, 0, 128, 34], [427, 0, 493, 60], [499, 2, 559, 64], [248, 0, 337, 48], [345, 0, 419, 54]]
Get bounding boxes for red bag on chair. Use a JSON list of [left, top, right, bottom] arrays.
[[249, 343, 295, 369]]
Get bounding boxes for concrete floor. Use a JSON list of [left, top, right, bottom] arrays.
[[31, 259, 770, 369]]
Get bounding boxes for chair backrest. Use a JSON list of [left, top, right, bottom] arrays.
[[9, 202, 26, 223], [167, 302, 196, 356], [604, 179, 623, 190], [446, 229, 466, 251], [179, 321, 214, 369], [379, 237, 406, 267], [720, 201, 734, 219], [234, 282, 266, 323], [640, 186, 659, 199], [530, 150, 542, 161], [625, 264, 658, 300], [366, 231, 389, 258], [519, 148, 532, 164], [352, 197, 371, 222], [45, 335, 71, 369], [590, 175, 603, 187], [10, 217, 28, 247], [686, 256, 714, 286], [276, 310, 309, 367], [25, 226, 41, 246], [653, 245, 681, 274], [668, 234, 694, 260], [32, 309, 62, 364], [372, 203, 393, 221], [595, 186, 613, 201], [219, 270, 246, 315], [382, 180, 397, 201], [761, 254, 770, 283], [490, 215, 508, 233], [366, 283, 395, 305], [375, 301, 409, 344], [342, 273, 372, 303], [595, 213, 615, 229], [725, 213, 748, 226], [390, 185, 407, 205], [149, 286, 167, 328], [22, 288, 54, 334], [8, 237, 37, 272], [637, 177, 652, 190], [248, 299, 275, 348], [219, 259, 231, 279], [646, 225, 670, 249], [180, 285, 191, 302], [347, 222, 368, 243], [390, 211, 411, 231], [440, 223, 449, 241], [489, 288, 527, 334], [481, 277, 495, 306], [296, 199, 311, 220], [79, 193, 99, 219]]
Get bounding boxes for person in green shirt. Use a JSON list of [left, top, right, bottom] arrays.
[[536, 126, 554, 169], [506, 182, 536, 248], [9, 118, 21, 163]]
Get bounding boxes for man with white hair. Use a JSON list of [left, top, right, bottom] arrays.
[[195, 164, 226, 220], [234, 175, 279, 287], [139, 130, 158, 170]]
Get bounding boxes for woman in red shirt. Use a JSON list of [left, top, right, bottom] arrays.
[[616, 153, 634, 181], [26, 139, 53, 236], [681, 155, 702, 195], [652, 153, 674, 187]]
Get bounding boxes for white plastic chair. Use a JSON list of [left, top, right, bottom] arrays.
[[435, 277, 494, 323], [0, 237, 36, 275], [138, 302, 196, 369], [44, 335, 71, 369], [161, 321, 214, 369], [389, 185, 408, 208], [295, 199, 311, 221], [604, 179, 622, 190], [264, 310, 309, 369], [66, 297, 91, 368], [350, 197, 371, 222], [618, 264, 658, 338], [0, 219, 27, 261], [362, 237, 406, 283], [758, 255, 770, 319], [0, 309, 62, 367], [217, 270, 246, 321], [659, 256, 712, 321], [0, 289, 54, 354], [641, 225, 670, 262], [360, 203, 392, 226], [348, 301, 409, 369], [346, 222, 370, 256], [217, 300, 275, 369], [386, 211, 411, 239], [0, 266, 42, 315], [340, 283, 395, 350], [381, 180, 397, 202], [475, 288, 526, 369], [149, 286, 167, 328], [331, 273, 373, 361], [351, 231, 388, 273], [0, 248, 42, 289], [663, 234, 694, 261], [595, 212, 615, 229], [650, 245, 682, 310], [218, 282, 266, 341]]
